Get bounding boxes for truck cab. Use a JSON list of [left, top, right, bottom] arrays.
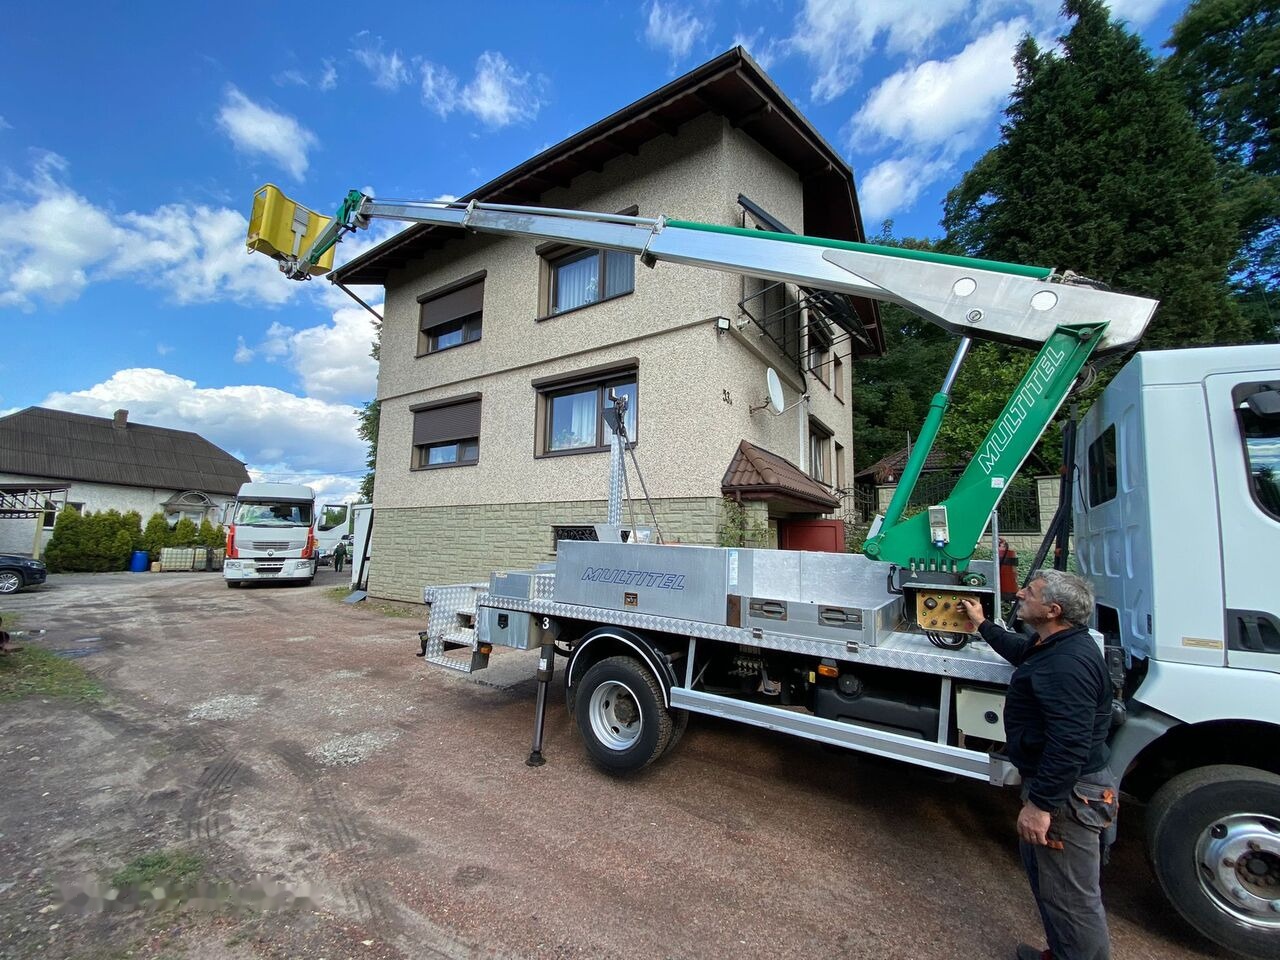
[[222, 482, 317, 587], [1075, 344, 1280, 957]]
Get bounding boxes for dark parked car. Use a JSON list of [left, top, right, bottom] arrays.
[[0, 554, 47, 594]]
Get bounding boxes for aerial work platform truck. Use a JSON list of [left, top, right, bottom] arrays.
[[250, 186, 1280, 959]]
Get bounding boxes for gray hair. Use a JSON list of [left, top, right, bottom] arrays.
[[1030, 569, 1095, 625]]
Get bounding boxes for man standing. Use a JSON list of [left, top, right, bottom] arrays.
[[958, 571, 1116, 960], [332, 538, 347, 574]]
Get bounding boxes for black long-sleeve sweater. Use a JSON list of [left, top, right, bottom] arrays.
[[978, 620, 1113, 812]]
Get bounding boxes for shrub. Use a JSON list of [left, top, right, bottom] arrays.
[[171, 517, 199, 547], [142, 512, 169, 560]]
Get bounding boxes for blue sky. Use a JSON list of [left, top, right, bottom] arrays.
[[1, 0, 1189, 502]]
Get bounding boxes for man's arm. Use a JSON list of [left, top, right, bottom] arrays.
[[958, 597, 1035, 665]]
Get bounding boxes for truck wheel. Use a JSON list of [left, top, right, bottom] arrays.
[[575, 655, 672, 774], [225, 580, 239, 589], [665, 708, 690, 756], [1146, 765, 1280, 960]]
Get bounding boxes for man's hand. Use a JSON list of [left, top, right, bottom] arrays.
[[1017, 801, 1053, 845], [958, 596, 985, 630]]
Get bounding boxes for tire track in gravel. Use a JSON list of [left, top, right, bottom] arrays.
[[267, 739, 393, 927], [181, 754, 252, 843]]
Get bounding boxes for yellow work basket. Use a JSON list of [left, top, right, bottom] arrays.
[[246, 184, 336, 276]]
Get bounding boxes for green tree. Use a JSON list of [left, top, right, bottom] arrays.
[[943, 0, 1244, 347], [42, 507, 85, 573], [357, 397, 380, 502], [1163, 0, 1278, 330], [142, 512, 170, 559], [171, 517, 199, 547], [197, 518, 224, 549]]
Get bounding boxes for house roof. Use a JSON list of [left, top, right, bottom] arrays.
[[854, 446, 954, 484], [332, 46, 884, 358], [722, 440, 840, 513], [0, 407, 250, 496]]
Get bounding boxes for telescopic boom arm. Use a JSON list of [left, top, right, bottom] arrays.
[[253, 189, 1159, 572]]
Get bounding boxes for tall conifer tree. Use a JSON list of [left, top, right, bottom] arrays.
[[943, 0, 1243, 347]]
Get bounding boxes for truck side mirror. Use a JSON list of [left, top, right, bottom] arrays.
[[1245, 387, 1280, 420]]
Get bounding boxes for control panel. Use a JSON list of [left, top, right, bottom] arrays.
[[913, 589, 982, 633]]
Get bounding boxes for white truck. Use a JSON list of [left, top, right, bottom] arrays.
[[222, 481, 317, 587], [252, 189, 1280, 959]]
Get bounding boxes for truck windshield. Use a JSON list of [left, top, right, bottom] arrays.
[[317, 504, 349, 531], [233, 502, 313, 526]]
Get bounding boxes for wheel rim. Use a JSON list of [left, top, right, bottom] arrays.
[[588, 680, 643, 751], [0, 571, 20, 593], [1195, 813, 1280, 928]]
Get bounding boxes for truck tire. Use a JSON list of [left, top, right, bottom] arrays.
[[225, 580, 239, 589], [575, 655, 673, 775], [1145, 764, 1280, 960]]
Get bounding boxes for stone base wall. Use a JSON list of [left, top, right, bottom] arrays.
[[369, 497, 728, 603]]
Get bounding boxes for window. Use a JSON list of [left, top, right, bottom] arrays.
[[834, 441, 846, 491], [536, 367, 638, 455], [542, 247, 635, 316], [1237, 386, 1280, 521], [418, 274, 484, 355], [1087, 425, 1118, 507], [43, 500, 83, 529], [412, 396, 481, 469], [809, 419, 831, 483], [808, 320, 832, 386], [833, 353, 845, 402], [552, 525, 598, 552]]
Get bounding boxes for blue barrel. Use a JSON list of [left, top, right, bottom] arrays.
[[129, 550, 151, 573]]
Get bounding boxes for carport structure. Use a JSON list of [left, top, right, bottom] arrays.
[[0, 483, 69, 558]]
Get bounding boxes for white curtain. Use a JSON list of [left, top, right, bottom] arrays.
[[551, 388, 598, 449], [554, 255, 598, 312]]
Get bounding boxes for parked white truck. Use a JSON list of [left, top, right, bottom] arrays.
[[252, 188, 1280, 958], [222, 482, 317, 587]]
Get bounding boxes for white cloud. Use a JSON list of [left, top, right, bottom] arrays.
[[0, 116, 12, 130], [420, 61, 460, 118], [0, 152, 296, 310], [419, 52, 544, 127], [235, 306, 378, 402], [857, 155, 953, 223], [217, 87, 318, 181], [41, 368, 366, 478], [1103, 0, 1170, 27], [463, 52, 544, 127], [156, 342, 173, 356], [352, 33, 412, 90], [731, 30, 783, 72], [851, 20, 1027, 154], [644, 1, 709, 63], [789, 0, 972, 102], [273, 69, 307, 87], [271, 60, 337, 91]]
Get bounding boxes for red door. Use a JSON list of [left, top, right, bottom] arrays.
[[778, 519, 846, 552]]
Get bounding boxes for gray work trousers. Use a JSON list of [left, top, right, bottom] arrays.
[[1019, 769, 1118, 960]]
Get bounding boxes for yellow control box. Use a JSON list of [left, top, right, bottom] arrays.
[[914, 590, 977, 633], [246, 183, 335, 275]]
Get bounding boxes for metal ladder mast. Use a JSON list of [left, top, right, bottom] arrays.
[[279, 193, 1159, 570]]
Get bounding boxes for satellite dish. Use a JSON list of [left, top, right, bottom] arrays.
[[765, 368, 784, 415]]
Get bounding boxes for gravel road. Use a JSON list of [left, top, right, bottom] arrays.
[[0, 570, 1230, 959]]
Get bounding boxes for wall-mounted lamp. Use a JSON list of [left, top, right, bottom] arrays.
[[713, 315, 731, 334]]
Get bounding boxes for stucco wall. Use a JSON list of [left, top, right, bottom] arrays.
[[0, 474, 231, 557], [369, 114, 856, 600]]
